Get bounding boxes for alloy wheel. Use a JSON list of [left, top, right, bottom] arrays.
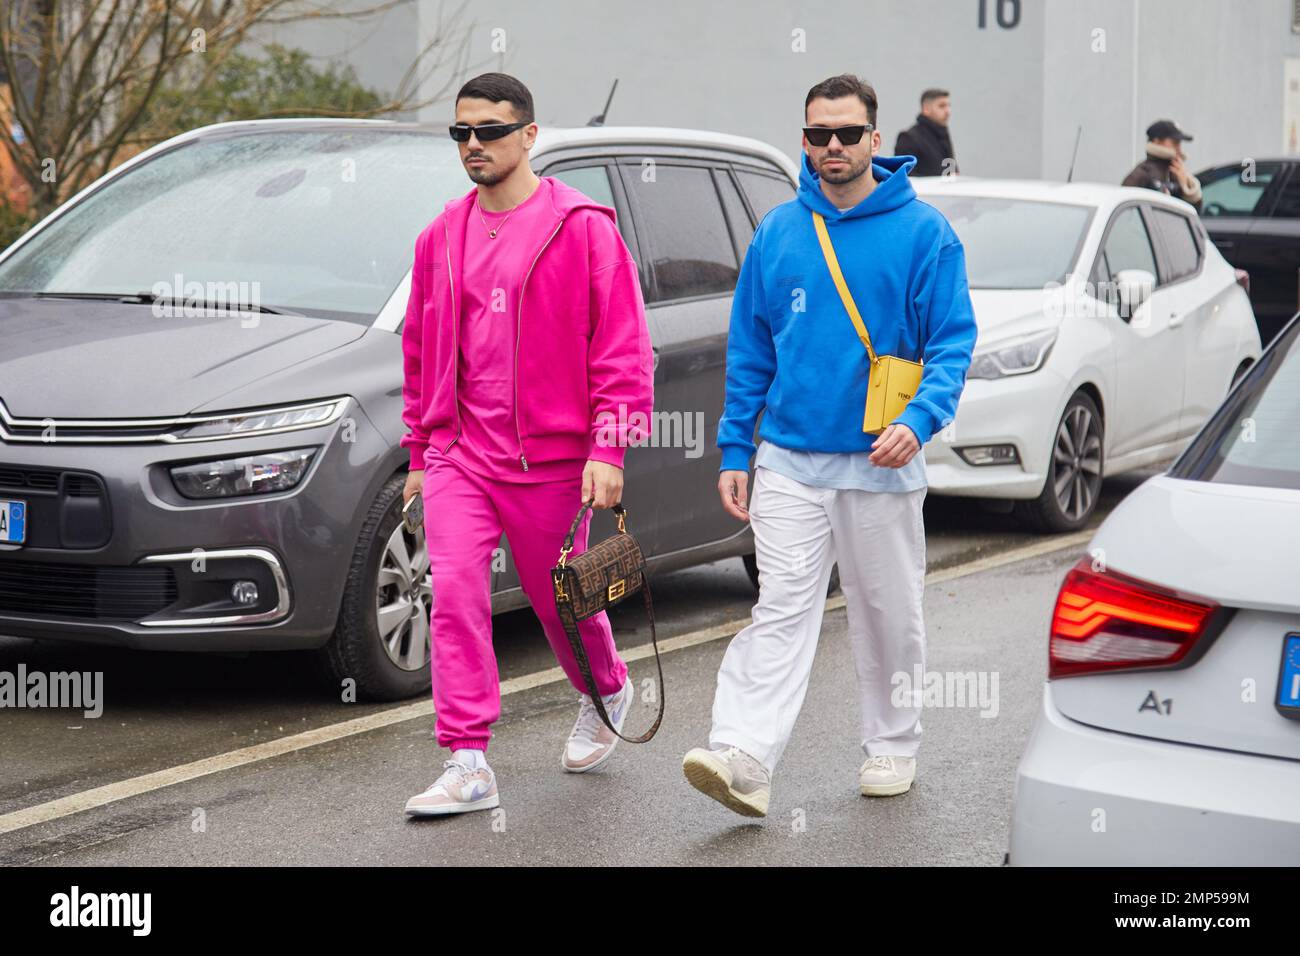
[[374, 521, 432, 671], [1051, 403, 1103, 523]]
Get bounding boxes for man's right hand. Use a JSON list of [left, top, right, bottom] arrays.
[[718, 469, 750, 522], [403, 469, 424, 504]]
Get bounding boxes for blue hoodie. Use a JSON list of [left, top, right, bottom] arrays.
[[717, 152, 978, 473]]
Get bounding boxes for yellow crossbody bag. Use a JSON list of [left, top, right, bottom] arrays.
[[811, 210, 923, 436]]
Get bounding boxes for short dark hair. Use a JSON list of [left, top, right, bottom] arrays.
[[805, 74, 878, 127], [456, 72, 535, 124], [920, 88, 950, 107]]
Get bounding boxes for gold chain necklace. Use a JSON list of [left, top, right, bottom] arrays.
[[475, 182, 539, 239], [476, 199, 515, 239]]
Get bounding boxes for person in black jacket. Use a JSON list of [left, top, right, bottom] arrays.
[[894, 88, 957, 177], [1121, 119, 1203, 213]]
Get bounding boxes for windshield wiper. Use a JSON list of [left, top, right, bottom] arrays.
[[132, 292, 293, 315], [33, 290, 293, 315], [34, 291, 152, 302]]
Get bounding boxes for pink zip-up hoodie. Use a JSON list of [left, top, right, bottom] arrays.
[[399, 177, 654, 473]]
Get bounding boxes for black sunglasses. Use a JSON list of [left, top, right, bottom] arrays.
[[802, 124, 874, 147], [448, 121, 528, 143]]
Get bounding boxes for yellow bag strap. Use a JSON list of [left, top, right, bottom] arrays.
[[812, 210, 878, 365]]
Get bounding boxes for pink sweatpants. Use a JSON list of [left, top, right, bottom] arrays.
[[420, 452, 629, 751]]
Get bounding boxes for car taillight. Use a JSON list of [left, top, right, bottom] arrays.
[[1234, 268, 1250, 295], [1048, 557, 1219, 678]]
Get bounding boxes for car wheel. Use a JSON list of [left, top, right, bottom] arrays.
[[317, 473, 432, 702], [1014, 391, 1104, 533], [742, 552, 840, 596]]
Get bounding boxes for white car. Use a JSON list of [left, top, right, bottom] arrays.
[[1008, 314, 1300, 865], [914, 178, 1262, 531]]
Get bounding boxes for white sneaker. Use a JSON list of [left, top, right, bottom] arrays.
[[405, 759, 499, 816], [858, 755, 916, 796], [682, 745, 771, 818], [561, 677, 634, 773]]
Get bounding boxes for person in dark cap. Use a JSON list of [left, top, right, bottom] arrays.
[[1121, 119, 1202, 212]]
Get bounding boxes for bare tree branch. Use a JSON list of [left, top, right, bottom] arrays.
[[1, 0, 471, 217]]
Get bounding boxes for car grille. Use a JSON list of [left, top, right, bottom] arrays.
[[0, 465, 61, 491], [0, 559, 177, 620], [0, 466, 111, 548], [0, 397, 175, 443]]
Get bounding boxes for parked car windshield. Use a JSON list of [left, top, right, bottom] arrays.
[[923, 195, 1092, 289], [0, 127, 465, 319], [1170, 319, 1300, 490]]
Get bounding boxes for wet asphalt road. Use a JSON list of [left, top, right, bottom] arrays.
[[0, 469, 1159, 865]]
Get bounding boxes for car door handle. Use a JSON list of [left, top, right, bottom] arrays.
[[1168, 312, 1185, 328]]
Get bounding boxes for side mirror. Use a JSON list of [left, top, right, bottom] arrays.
[[1113, 268, 1155, 321]]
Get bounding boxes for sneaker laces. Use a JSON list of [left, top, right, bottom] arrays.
[[429, 759, 473, 791], [721, 746, 766, 780], [571, 695, 606, 742], [864, 755, 896, 773]]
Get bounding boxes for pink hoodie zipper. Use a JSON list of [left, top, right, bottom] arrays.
[[442, 216, 461, 453], [514, 215, 565, 472]]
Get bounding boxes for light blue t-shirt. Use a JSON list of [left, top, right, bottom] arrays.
[[754, 437, 927, 493]]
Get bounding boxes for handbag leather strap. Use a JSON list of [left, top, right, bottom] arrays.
[[562, 499, 626, 553], [553, 498, 665, 744], [812, 209, 880, 365]]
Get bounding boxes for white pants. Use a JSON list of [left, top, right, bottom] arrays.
[[710, 465, 928, 774]]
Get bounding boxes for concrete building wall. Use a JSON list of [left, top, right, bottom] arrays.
[[1041, 0, 1300, 184], [414, 0, 1046, 174], [251, 0, 423, 117], [402, 0, 1300, 183]]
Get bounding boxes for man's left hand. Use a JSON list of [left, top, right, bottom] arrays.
[[868, 423, 921, 468], [581, 459, 624, 509]]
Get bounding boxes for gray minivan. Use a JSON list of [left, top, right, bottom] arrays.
[[0, 119, 798, 699]]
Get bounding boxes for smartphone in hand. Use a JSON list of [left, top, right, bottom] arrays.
[[401, 493, 424, 535]]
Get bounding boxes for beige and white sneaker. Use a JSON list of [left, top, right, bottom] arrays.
[[561, 677, 634, 773], [405, 759, 499, 816], [682, 745, 771, 818], [859, 755, 916, 796]]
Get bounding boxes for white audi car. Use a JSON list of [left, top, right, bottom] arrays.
[[1008, 314, 1300, 864], [914, 178, 1262, 531]]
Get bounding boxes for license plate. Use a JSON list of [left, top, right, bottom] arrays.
[[0, 499, 26, 545], [1277, 633, 1300, 719]]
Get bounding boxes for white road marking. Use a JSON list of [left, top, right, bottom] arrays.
[[0, 529, 1092, 837]]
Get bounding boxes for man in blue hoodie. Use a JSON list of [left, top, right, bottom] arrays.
[[681, 75, 977, 817]]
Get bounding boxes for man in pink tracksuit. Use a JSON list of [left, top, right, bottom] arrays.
[[400, 73, 654, 816]]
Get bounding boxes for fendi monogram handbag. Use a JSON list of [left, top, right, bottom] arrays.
[[550, 497, 664, 743]]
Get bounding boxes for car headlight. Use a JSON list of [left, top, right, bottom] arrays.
[[169, 448, 317, 499], [968, 329, 1057, 380], [167, 398, 347, 442]]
